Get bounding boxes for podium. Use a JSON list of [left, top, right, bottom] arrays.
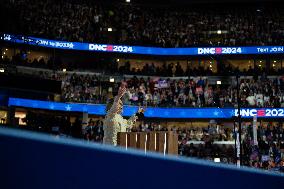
[[117, 131, 178, 155]]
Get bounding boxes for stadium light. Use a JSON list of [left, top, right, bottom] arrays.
[[110, 77, 115, 83], [107, 28, 113, 32], [217, 81, 221, 85], [217, 30, 222, 34], [214, 158, 220, 163]]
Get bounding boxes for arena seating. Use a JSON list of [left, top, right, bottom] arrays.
[[2, 0, 284, 47], [1, 62, 283, 108], [1, 0, 284, 178]]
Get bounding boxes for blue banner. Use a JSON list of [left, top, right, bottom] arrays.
[[8, 98, 284, 118], [2, 33, 284, 56]]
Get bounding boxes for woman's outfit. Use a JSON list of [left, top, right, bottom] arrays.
[[103, 96, 138, 146]]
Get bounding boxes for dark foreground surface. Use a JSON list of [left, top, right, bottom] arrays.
[[0, 127, 283, 189]]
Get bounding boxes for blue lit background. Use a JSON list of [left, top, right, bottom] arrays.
[[8, 98, 284, 118], [2, 33, 284, 56]]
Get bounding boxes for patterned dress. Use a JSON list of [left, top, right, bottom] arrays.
[[103, 96, 138, 146]]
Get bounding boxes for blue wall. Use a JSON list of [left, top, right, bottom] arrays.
[[0, 127, 283, 189]]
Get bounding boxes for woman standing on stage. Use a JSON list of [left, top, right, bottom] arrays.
[[103, 84, 144, 146]]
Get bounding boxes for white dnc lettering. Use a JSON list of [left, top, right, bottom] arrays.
[[89, 44, 107, 51], [235, 109, 257, 117], [197, 48, 215, 55]]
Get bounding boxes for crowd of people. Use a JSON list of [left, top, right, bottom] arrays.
[[2, 53, 284, 77], [60, 73, 284, 108], [2, 0, 284, 47], [1, 55, 284, 108], [177, 122, 284, 172], [19, 111, 105, 141], [118, 61, 281, 77], [61, 73, 104, 103], [127, 121, 284, 172], [2, 0, 284, 177]]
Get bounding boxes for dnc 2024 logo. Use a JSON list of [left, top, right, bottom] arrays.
[[89, 44, 133, 53], [197, 47, 242, 55], [235, 109, 284, 117]]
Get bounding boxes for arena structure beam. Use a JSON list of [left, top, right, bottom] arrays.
[[0, 127, 283, 189]]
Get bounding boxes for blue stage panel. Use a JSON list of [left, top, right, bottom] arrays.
[[0, 127, 283, 189]]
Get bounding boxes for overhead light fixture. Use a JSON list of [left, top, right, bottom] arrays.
[[259, 64, 261, 67], [5, 49, 8, 51], [217, 30, 222, 34], [217, 81, 221, 85], [0, 68, 5, 73], [107, 27, 113, 32], [110, 77, 115, 83], [209, 65, 212, 68], [259, 60, 262, 63], [214, 158, 221, 163], [273, 64, 275, 67], [126, 0, 131, 2], [116, 59, 120, 62], [274, 60, 276, 63], [62, 68, 67, 72]]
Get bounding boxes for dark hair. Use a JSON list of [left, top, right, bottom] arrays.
[[106, 98, 114, 112]]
